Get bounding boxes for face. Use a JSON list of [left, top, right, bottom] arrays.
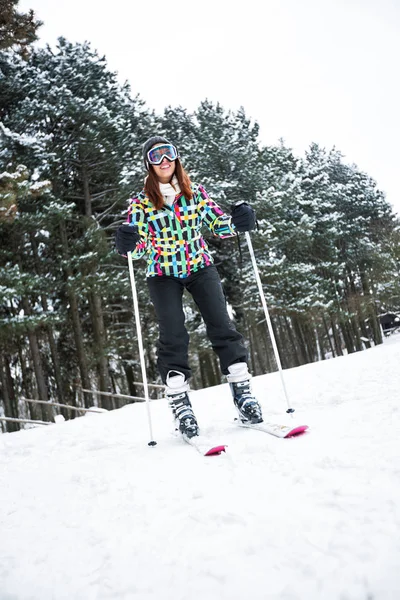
[[150, 145, 176, 183]]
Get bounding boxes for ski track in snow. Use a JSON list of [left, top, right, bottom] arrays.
[[1, 337, 400, 600]]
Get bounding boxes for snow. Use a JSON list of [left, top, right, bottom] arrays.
[[1, 337, 400, 599]]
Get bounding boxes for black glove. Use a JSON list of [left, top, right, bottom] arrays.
[[231, 202, 256, 232], [115, 223, 140, 254]]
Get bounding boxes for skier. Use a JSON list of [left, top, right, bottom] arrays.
[[115, 136, 263, 438]]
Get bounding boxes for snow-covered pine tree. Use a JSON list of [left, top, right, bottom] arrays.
[[0, 0, 41, 53], [242, 141, 326, 370], [325, 147, 397, 347], [1, 39, 156, 410]]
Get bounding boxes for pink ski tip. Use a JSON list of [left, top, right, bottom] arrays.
[[285, 425, 309, 438], [205, 445, 227, 456]]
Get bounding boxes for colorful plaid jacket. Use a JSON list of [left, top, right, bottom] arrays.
[[127, 183, 237, 278]]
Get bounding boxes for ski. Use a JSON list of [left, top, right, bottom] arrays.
[[236, 420, 308, 438], [181, 433, 227, 456]]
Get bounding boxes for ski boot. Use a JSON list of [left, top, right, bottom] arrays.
[[227, 362, 263, 424], [165, 371, 199, 439]]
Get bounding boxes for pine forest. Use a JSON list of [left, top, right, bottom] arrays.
[[1, 1, 400, 431]]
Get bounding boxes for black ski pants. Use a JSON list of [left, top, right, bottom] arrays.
[[147, 265, 247, 384]]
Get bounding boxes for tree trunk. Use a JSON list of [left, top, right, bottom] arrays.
[[343, 273, 363, 352], [89, 291, 111, 408], [284, 316, 301, 367], [360, 270, 382, 346], [46, 326, 66, 401], [275, 315, 288, 368], [29, 234, 65, 402], [17, 342, 38, 419], [82, 164, 92, 218], [369, 302, 383, 346], [351, 314, 363, 351], [260, 322, 274, 373], [340, 318, 356, 354], [68, 289, 92, 406], [330, 316, 343, 356], [20, 297, 51, 420], [248, 321, 264, 375], [269, 314, 288, 369], [246, 322, 256, 374], [322, 314, 336, 357], [292, 316, 309, 365], [313, 318, 323, 361], [123, 356, 139, 399], [0, 351, 19, 432], [303, 318, 317, 363], [60, 220, 92, 404], [199, 350, 220, 388]]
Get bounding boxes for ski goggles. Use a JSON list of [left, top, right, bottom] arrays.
[[147, 144, 178, 166]]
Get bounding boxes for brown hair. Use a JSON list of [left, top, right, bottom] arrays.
[[144, 158, 193, 210]]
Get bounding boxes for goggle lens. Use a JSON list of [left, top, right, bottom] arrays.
[[147, 144, 178, 165]]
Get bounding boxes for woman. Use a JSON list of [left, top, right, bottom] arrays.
[[115, 136, 263, 438]]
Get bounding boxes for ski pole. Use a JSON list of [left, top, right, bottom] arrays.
[[127, 252, 157, 446], [244, 231, 294, 414]]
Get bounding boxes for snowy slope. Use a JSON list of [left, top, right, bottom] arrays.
[[1, 336, 400, 600]]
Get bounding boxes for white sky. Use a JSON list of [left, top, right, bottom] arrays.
[[19, 0, 400, 216]]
